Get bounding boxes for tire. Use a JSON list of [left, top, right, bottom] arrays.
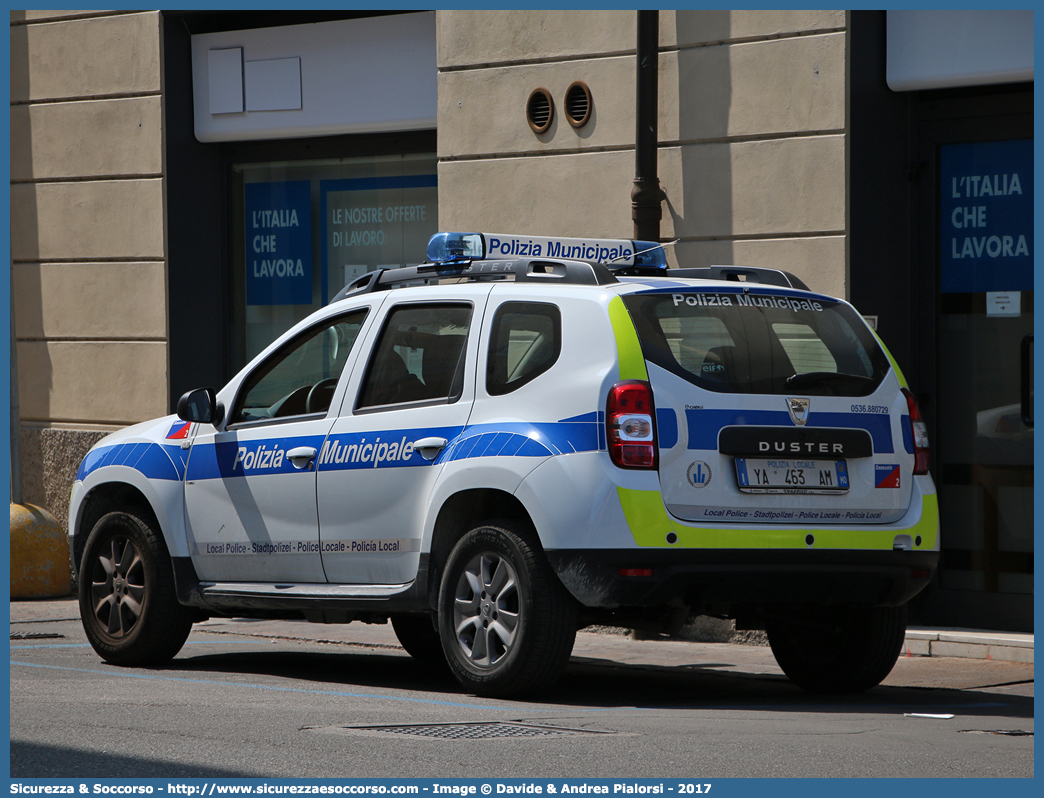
[[767, 605, 907, 693], [78, 510, 194, 666], [438, 520, 577, 698], [391, 613, 446, 665]]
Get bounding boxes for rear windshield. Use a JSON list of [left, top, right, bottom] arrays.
[[622, 290, 889, 396]]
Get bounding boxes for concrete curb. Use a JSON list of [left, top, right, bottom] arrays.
[[904, 627, 1033, 663]]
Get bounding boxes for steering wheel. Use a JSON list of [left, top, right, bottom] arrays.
[[306, 378, 340, 414]]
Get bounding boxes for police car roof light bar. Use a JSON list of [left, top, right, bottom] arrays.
[[430, 232, 668, 272], [426, 232, 484, 264], [330, 233, 809, 303]]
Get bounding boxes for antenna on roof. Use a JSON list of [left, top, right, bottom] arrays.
[[606, 238, 679, 266]]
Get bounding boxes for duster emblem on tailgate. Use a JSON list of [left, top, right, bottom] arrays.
[[787, 397, 810, 426]]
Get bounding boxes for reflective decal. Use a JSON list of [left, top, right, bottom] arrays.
[[166, 421, 192, 440], [618, 487, 939, 550], [876, 464, 901, 489], [81, 416, 606, 484], [608, 296, 648, 381], [686, 408, 895, 454], [686, 461, 712, 488], [77, 442, 187, 482], [192, 538, 420, 556]]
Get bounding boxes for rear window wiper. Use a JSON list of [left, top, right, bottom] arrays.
[[785, 372, 876, 390]]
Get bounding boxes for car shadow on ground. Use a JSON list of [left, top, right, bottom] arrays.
[[158, 646, 1034, 720], [10, 740, 258, 779]]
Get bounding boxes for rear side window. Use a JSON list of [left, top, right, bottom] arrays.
[[357, 303, 472, 410], [487, 302, 562, 396], [623, 291, 888, 396]]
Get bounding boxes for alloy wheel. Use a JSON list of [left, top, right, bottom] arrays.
[[89, 535, 146, 639], [451, 551, 521, 668]]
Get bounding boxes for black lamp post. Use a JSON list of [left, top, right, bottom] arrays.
[[632, 10, 664, 242]]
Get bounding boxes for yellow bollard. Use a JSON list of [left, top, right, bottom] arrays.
[[10, 503, 72, 599]]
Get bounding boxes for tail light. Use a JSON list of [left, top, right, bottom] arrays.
[[607, 380, 657, 469], [903, 388, 930, 475]]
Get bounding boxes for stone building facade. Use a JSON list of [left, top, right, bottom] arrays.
[[11, 10, 168, 523], [437, 10, 848, 298]]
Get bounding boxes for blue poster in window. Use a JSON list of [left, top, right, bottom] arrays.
[[319, 174, 438, 305], [245, 180, 312, 305], [939, 139, 1033, 293]]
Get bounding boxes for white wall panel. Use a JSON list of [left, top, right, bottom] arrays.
[[887, 10, 1033, 91], [192, 13, 436, 142]]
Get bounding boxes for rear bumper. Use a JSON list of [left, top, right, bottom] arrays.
[[546, 548, 939, 611]]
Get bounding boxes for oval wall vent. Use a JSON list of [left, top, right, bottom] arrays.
[[527, 88, 554, 133], [565, 81, 593, 128]]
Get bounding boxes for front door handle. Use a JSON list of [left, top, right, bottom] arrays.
[[413, 436, 448, 461], [287, 446, 318, 470]]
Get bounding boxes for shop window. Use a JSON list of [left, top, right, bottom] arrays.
[[231, 152, 437, 368]]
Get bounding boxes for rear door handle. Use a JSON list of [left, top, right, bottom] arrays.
[[413, 436, 448, 461], [287, 446, 318, 470]]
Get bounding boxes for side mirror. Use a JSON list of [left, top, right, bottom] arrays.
[[177, 388, 225, 426]]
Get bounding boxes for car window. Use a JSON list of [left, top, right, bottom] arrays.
[[623, 291, 888, 396], [772, 322, 838, 374], [356, 303, 472, 409], [661, 315, 735, 377], [230, 309, 368, 425], [487, 302, 561, 396]]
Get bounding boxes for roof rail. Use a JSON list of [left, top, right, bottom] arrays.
[[330, 257, 618, 303], [667, 266, 810, 291]]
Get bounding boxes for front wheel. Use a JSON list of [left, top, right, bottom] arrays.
[[78, 510, 194, 666], [767, 605, 907, 693], [438, 520, 577, 698]]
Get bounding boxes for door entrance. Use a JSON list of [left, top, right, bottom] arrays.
[[931, 137, 1034, 631]]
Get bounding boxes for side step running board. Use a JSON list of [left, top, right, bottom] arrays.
[[201, 581, 413, 599], [193, 580, 416, 613]]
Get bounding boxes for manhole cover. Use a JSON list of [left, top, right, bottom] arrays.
[[352, 722, 612, 740], [10, 632, 65, 641]]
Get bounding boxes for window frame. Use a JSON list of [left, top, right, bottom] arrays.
[[226, 307, 370, 430], [623, 292, 889, 397], [485, 301, 563, 397], [354, 301, 475, 414]]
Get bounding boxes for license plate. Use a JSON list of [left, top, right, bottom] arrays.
[[735, 458, 849, 494]]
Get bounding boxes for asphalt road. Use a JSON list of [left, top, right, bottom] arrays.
[[9, 601, 1034, 780]]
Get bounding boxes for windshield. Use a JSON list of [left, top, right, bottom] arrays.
[[622, 290, 889, 396]]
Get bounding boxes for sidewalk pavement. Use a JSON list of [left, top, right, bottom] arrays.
[[9, 595, 1034, 665]]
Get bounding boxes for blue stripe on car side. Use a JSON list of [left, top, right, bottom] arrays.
[[77, 442, 185, 482], [685, 409, 894, 454], [656, 408, 679, 449], [901, 415, 914, 454], [78, 414, 609, 483]]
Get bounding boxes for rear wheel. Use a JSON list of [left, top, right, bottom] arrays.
[[767, 605, 907, 693], [78, 511, 193, 666], [438, 520, 576, 698]]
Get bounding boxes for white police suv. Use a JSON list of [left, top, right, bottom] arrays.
[[70, 231, 938, 697]]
